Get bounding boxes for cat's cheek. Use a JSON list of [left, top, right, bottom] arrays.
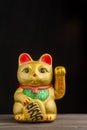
[[17, 74, 26, 83], [43, 74, 52, 81]]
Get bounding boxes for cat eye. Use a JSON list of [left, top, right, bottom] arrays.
[[22, 68, 29, 73], [40, 68, 47, 73]]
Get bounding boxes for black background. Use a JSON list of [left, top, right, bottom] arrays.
[[0, 0, 87, 114]]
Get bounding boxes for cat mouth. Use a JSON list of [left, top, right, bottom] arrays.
[[33, 81, 37, 84], [31, 80, 38, 85]]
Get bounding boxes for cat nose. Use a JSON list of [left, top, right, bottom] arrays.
[[33, 73, 37, 77]]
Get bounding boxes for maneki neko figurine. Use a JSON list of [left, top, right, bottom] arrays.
[[13, 53, 66, 122]]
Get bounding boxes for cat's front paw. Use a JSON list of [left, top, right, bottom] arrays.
[[14, 114, 25, 121], [55, 66, 66, 76], [45, 114, 57, 122], [24, 98, 31, 106]]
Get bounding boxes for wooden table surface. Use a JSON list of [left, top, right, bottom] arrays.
[[0, 114, 87, 130]]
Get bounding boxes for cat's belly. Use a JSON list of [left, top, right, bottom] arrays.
[[23, 89, 49, 101]]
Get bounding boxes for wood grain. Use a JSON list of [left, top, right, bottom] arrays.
[[0, 114, 87, 130]]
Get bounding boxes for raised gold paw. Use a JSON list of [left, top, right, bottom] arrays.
[[55, 66, 66, 76]]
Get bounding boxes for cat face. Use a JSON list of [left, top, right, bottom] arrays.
[[17, 53, 53, 86]]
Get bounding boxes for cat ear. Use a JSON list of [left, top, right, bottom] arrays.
[[39, 54, 52, 65], [18, 53, 32, 65]]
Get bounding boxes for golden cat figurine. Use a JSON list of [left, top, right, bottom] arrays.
[[13, 53, 66, 122]]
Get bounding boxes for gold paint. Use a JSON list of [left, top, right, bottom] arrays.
[[13, 53, 66, 122]]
